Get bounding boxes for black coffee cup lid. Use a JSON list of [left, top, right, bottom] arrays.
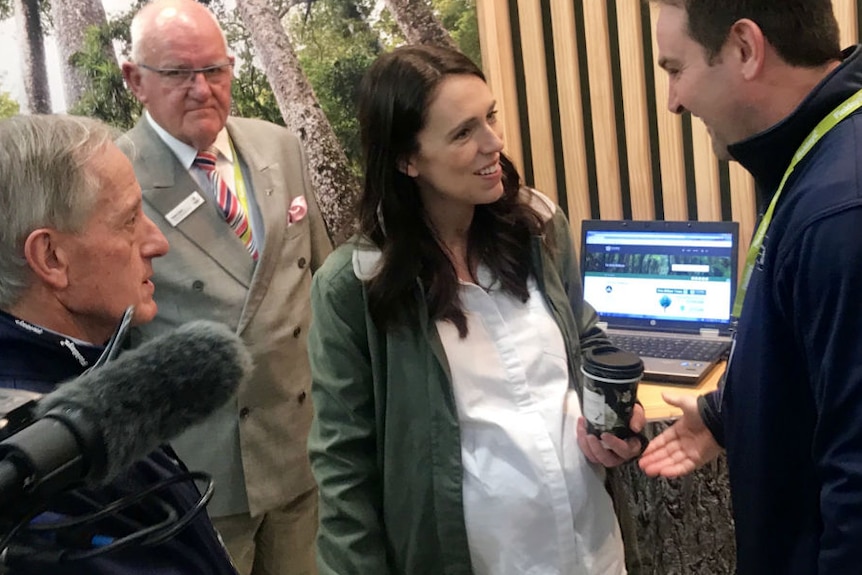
[[582, 345, 644, 380]]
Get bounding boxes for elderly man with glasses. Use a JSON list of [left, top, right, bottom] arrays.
[[120, 1, 332, 574]]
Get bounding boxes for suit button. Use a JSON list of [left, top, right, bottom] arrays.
[[192, 280, 205, 291], [293, 327, 301, 338], [297, 391, 307, 404], [239, 407, 251, 419], [298, 257, 307, 269]]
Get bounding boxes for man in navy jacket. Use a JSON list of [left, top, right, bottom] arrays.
[[640, 2, 862, 574], [0, 114, 237, 574]]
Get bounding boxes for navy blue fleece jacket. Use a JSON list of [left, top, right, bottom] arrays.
[[0, 310, 237, 575], [700, 45, 862, 575]]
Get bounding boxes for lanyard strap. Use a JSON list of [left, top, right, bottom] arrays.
[[732, 87, 862, 319], [227, 137, 251, 217]]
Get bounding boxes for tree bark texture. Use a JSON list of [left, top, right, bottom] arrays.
[[50, 0, 112, 110], [383, 0, 458, 50], [235, 0, 359, 245], [14, 0, 51, 113], [609, 420, 737, 575]]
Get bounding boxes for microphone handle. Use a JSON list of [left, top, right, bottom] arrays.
[[0, 417, 89, 519], [0, 459, 22, 511]]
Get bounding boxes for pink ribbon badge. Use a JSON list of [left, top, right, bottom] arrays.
[[288, 195, 308, 225]]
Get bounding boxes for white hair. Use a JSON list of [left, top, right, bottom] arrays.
[[0, 115, 115, 308]]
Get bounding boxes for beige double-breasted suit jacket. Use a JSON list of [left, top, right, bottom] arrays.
[[120, 116, 332, 517]]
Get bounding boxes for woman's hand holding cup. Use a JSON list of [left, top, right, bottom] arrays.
[[577, 346, 649, 467]]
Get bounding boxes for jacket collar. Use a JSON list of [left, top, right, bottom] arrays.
[[0, 309, 106, 378], [728, 45, 862, 208]]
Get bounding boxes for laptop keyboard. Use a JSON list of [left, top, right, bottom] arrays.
[[608, 334, 730, 362]]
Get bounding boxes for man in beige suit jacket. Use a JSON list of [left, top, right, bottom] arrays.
[[119, 1, 332, 573]]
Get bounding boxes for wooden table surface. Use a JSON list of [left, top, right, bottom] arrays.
[[637, 361, 725, 422]]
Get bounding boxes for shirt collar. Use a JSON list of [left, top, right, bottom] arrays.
[[145, 112, 234, 168]]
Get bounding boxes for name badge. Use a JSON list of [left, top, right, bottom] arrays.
[[165, 191, 205, 227]]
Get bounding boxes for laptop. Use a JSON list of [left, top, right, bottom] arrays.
[[579, 219, 739, 385]]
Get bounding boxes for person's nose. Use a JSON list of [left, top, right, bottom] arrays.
[[482, 123, 505, 154], [667, 83, 685, 115], [142, 214, 170, 258], [187, 71, 213, 99]]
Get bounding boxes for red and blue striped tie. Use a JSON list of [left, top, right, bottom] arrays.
[[194, 147, 259, 261]]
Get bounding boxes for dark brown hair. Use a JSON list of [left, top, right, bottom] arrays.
[[652, 0, 841, 66], [356, 44, 547, 337]]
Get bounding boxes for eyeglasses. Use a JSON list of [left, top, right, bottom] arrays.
[[137, 62, 233, 88]]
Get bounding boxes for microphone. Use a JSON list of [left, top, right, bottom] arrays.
[[0, 320, 252, 513]]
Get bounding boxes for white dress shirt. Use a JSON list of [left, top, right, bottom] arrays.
[[144, 112, 265, 243], [437, 269, 626, 575]]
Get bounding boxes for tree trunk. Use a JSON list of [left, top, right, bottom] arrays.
[[383, 0, 458, 50], [50, 0, 113, 111], [14, 0, 51, 113], [235, 0, 359, 245], [608, 421, 737, 574]]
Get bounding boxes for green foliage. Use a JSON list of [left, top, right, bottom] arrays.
[[68, 0, 284, 130], [285, 0, 481, 169], [209, 0, 285, 126], [63, 0, 481, 168], [288, 0, 382, 173], [372, 6, 405, 50], [69, 20, 141, 130], [230, 63, 284, 127], [0, 90, 19, 119], [372, 0, 481, 65], [430, 0, 481, 67]]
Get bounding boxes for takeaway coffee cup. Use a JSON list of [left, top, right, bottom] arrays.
[[581, 346, 644, 439]]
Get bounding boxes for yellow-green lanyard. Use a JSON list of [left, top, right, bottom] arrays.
[[227, 137, 251, 217], [732, 87, 862, 320]]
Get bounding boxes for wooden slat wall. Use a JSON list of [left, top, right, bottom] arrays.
[[475, 1, 524, 174], [616, 2, 655, 221], [548, 0, 591, 228], [647, 2, 688, 222], [475, 0, 860, 271], [582, 1, 623, 219]]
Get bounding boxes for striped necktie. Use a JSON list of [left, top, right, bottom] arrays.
[[193, 147, 259, 261]]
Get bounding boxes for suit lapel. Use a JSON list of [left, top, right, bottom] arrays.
[[129, 120, 255, 287], [227, 120, 289, 335]]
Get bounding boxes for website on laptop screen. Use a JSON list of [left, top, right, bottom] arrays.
[[582, 230, 734, 325]]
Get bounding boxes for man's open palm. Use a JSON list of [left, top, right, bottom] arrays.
[[639, 393, 722, 478]]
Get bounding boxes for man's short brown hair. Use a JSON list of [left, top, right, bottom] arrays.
[[651, 0, 841, 66]]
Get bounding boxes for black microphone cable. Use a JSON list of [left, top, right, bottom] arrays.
[[57, 470, 214, 553], [1, 470, 213, 565], [2, 496, 177, 567]]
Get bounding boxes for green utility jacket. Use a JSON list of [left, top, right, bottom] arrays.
[[307, 199, 609, 575]]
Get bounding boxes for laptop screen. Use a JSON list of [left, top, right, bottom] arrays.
[[580, 220, 739, 335]]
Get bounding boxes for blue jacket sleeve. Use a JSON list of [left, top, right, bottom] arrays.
[[697, 391, 725, 448]]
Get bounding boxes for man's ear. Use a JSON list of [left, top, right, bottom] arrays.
[[23, 229, 70, 290], [121, 62, 147, 104], [727, 18, 766, 80]]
